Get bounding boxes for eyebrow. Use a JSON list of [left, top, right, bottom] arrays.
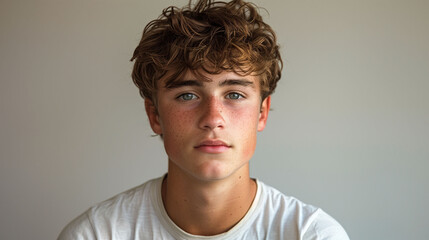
[[165, 80, 203, 89], [165, 79, 255, 89], [219, 79, 255, 88]]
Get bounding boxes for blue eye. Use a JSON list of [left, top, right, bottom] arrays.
[[178, 93, 197, 101], [226, 92, 243, 100]]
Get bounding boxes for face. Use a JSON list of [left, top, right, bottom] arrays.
[[145, 70, 271, 182]]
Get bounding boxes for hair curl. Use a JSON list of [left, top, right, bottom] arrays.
[[131, 0, 282, 102]]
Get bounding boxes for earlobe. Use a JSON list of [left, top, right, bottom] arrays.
[[257, 96, 271, 132], [145, 99, 163, 135]]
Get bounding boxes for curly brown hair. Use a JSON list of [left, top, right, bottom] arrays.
[[131, 0, 282, 103]]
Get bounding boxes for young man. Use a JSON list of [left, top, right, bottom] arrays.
[[59, 0, 349, 239]]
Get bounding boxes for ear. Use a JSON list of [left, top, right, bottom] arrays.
[[144, 98, 163, 135], [257, 96, 271, 132]]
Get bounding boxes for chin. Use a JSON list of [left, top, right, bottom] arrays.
[[193, 161, 247, 182]]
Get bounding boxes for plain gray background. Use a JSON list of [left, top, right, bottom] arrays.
[[1, 0, 428, 239]]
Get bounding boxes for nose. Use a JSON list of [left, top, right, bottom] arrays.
[[198, 96, 225, 130]]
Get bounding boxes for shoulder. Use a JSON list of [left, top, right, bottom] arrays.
[[301, 209, 350, 240], [255, 180, 349, 240], [57, 177, 162, 239], [90, 178, 157, 215], [257, 180, 319, 221], [57, 211, 95, 240]]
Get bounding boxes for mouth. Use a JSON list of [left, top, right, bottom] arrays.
[[194, 140, 231, 153]]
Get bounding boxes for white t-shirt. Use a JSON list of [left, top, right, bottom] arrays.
[[58, 177, 349, 240]]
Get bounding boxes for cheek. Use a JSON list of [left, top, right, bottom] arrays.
[[230, 107, 260, 131], [230, 108, 259, 156], [243, 129, 258, 151], [160, 108, 195, 143]]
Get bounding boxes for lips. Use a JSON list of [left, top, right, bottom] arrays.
[[194, 140, 231, 153]]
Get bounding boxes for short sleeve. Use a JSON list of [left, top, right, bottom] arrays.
[[302, 209, 350, 240], [57, 211, 97, 240]]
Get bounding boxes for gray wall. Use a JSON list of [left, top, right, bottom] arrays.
[[1, 0, 428, 239]]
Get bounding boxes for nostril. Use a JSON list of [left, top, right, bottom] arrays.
[[200, 109, 225, 130]]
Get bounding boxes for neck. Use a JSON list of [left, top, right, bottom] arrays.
[[162, 161, 257, 236]]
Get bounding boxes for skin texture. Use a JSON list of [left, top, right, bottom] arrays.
[[145, 70, 270, 235]]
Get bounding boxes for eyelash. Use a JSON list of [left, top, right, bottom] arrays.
[[176, 92, 245, 101], [226, 92, 244, 100], [177, 93, 198, 101]]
